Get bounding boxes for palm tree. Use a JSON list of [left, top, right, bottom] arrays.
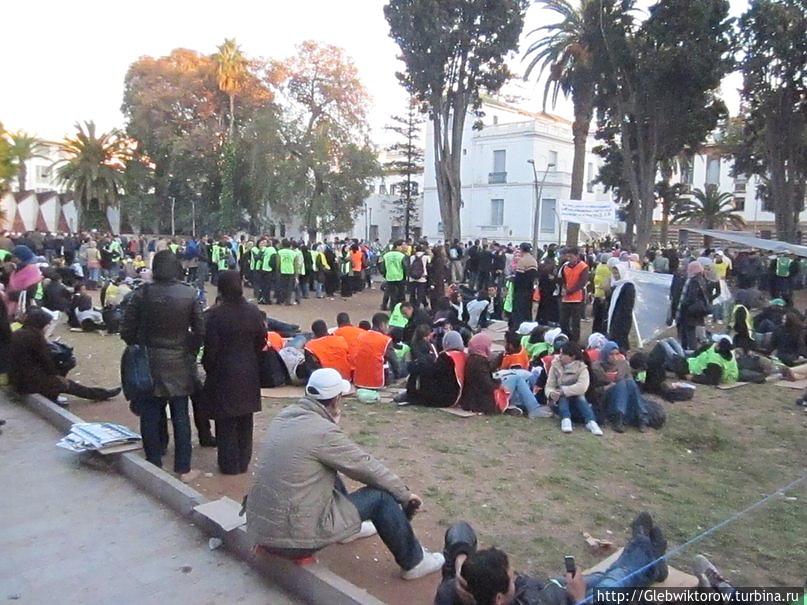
[[524, 0, 598, 246], [55, 121, 129, 229], [0, 124, 15, 194], [672, 187, 746, 249], [213, 38, 248, 140], [7, 131, 47, 192]]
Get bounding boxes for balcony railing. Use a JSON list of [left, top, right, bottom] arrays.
[[488, 171, 507, 184]]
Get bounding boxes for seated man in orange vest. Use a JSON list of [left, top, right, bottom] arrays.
[[559, 247, 589, 345], [351, 313, 407, 388], [334, 312, 363, 349], [304, 320, 352, 380]]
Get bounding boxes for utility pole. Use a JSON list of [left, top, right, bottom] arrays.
[[170, 196, 175, 236], [527, 160, 555, 252]]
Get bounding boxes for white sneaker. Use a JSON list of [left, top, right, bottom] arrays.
[[402, 548, 445, 580], [561, 418, 573, 433], [586, 420, 604, 436], [339, 521, 377, 544]]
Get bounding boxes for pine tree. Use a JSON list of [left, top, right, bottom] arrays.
[[385, 98, 424, 240]]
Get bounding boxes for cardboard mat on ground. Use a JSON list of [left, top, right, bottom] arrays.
[[585, 548, 698, 588]]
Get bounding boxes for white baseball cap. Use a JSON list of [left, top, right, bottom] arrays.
[[305, 368, 352, 400]]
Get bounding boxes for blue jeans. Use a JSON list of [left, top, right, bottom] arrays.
[[336, 479, 423, 571], [605, 379, 649, 426], [558, 395, 595, 423], [88, 267, 100, 283], [590, 535, 659, 590], [500, 370, 540, 415], [140, 395, 191, 474]]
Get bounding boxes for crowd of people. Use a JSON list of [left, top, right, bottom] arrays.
[[1, 227, 803, 591]]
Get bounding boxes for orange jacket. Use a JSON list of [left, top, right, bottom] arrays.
[[500, 349, 530, 370], [305, 335, 352, 380], [445, 350, 467, 405], [265, 331, 284, 352], [351, 330, 391, 388], [351, 250, 363, 273], [562, 261, 589, 303], [334, 325, 363, 350]]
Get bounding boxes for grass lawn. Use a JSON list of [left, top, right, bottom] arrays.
[[316, 378, 806, 587]]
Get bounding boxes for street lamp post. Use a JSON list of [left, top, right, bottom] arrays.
[[191, 196, 197, 238], [527, 160, 555, 252], [170, 196, 176, 236]]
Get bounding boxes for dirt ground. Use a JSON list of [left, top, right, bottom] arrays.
[[51, 284, 807, 604]]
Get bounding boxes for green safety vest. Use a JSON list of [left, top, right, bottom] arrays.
[[687, 345, 739, 384], [775, 257, 792, 278], [389, 303, 409, 328], [730, 304, 754, 339], [110, 241, 123, 260], [212, 245, 229, 270], [383, 250, 405, 282], [262, 247, 277, 272], [309, 249, 318, 272], [503, 280, 514, 314], [35, 282, 44, 301], [0, 250, 10, 262], [521, 336, 550, 359], [393, 343, 410, 363], [169, 243, 179, 254], [278, 248, 295, 275], [250, 247, 263, 271], [295, 249, 305, 276]]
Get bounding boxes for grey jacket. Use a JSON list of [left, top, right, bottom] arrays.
[[246, 397, 410, 550], [120, 280, 204, 398]]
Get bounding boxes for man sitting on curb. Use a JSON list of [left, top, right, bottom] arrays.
[[435, 512, 668, 605], [246, 368, 444, 580]]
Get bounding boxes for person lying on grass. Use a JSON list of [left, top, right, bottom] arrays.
[[435, 511, 668, 605], [246, 368, 444, 580]]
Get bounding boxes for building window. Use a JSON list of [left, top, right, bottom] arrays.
[[492, 115, 499, 125], [681, 155, 695, 185], [379, 183, 387, 195], [734, 173, 747, 193], [587, 162, 595, 193], [36, 165, 51, 181], [489, 150, 507, 184], [390, 184, 397, 196], [548, 150, 558, 167], [734, 196, 745, 211], [763, 197, 774, 212], [410, 182, 419, 196], [540, 198, 556, 233], [490, 199, 504, 226], [706, 157, 720, 187]]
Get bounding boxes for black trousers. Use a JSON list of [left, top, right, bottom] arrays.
[[215, 414, 254, 475], [277, 274, 294, 305], [560, 302, 584, 344], [592, 297, 608, 335], [385, 281, 405, 310]]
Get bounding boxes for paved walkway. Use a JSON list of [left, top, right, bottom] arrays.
[[0, 395, 301, 605]]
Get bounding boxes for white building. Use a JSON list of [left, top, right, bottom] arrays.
[[23, 142, 67, 194], [421, 98, 613, 244], [662, 143, 807, 242], [349, 173, 424, 243]]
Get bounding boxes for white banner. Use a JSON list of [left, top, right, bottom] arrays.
[[558, 199, 617, 224], [626, 268, 673, 348]]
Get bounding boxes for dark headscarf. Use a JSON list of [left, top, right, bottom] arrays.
[[217, 270, 244, 303], [152, 250, 182, 282]]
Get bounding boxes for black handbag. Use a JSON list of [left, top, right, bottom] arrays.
[[120, 285, 154, 402]]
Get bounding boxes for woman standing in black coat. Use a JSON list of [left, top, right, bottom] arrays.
[[202, 271, 266, 475]]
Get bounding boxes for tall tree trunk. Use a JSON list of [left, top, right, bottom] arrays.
[[432, 96, 466, 243], [566, 84, 595, 247], [17, 163, 27, 192], [659, 162, 674, 247], [229, 93, 235, 141]]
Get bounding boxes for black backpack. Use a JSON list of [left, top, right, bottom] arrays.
[[409, 256, 425, 280]]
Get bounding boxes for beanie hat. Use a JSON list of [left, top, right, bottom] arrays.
[[599, 340, 620, 362], [12, 245, 34, 265]]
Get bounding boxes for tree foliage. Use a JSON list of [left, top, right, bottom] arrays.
[[592, 0, 734, 252], [0, 124, 17, 194], [672, 187, 745, 232], [6, 131, 46, 192], [385, 97, 424, 239], [55, 121, 129, 229], [270, 41, 379, 236], [734, 0, 806, 242], [524, 0, 600, 245], [385, 0, 527, 242]]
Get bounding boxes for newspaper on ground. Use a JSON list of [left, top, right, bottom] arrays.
[[57, 423, 141, 453]]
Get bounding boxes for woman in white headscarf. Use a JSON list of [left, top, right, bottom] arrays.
[[606, 262, 635, 350]]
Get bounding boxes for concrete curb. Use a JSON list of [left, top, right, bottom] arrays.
[[22, 393, 385, 605]]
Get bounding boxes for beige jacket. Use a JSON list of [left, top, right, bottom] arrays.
[[246, 397, 411, 550], [545, 359, 590, 399]]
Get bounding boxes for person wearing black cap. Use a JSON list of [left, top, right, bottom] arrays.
[[509, 243, 538, 330]]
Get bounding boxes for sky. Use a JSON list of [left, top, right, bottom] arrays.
[[0, 0, 748, 146]]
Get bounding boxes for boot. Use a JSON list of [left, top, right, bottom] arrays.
[[67, 381, 121, 401], [612, 413, 625, 433]]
